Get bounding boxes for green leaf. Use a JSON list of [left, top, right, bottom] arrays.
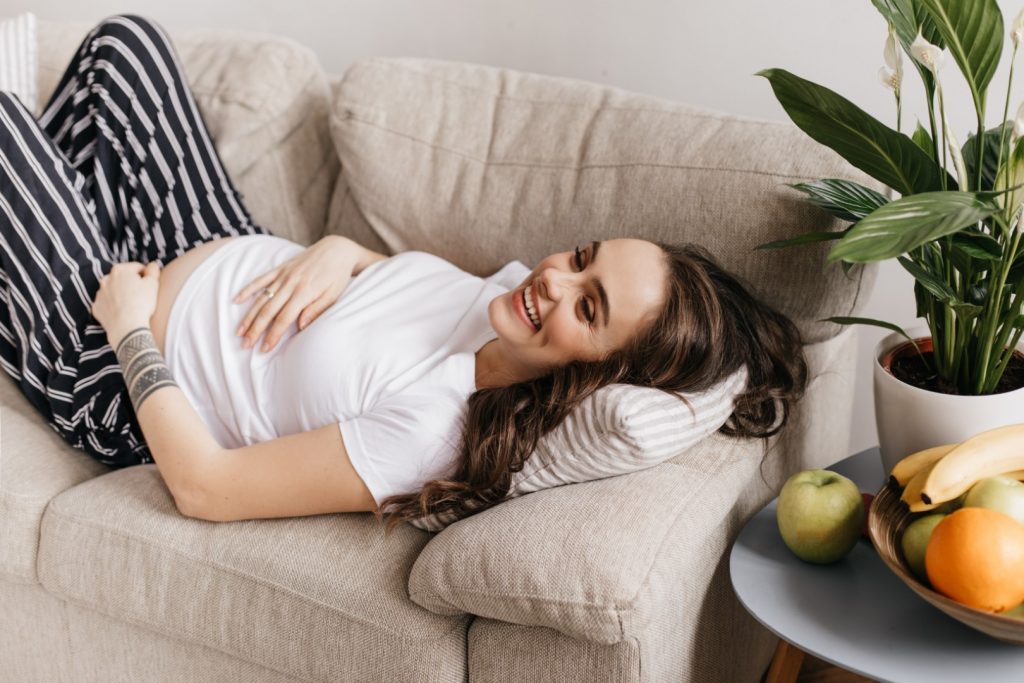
[[754, 230, 848, 250], [962, 123, 1011, 192], [912, 122, 934, 159], [819, 315, 928, 356], [966, 284, 988, 305], [756, 69, 951, 196], [786, 179, 890, 222], [827, 191, 996, 263], [872, 0, 945, 49], [950, 231, 1003, 261], [897, 255, 956, 301], [913, 280, 931, 318], [950, 300, 984, 321], [918, 0, 1004, 106]]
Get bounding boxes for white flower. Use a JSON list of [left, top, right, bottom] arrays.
[[879, 27, 903, 93], [944, 125, 968, 189], [911, 30, 944, 75], [1013, 101, 1024, 141], [1013, 7, 1024, 49]]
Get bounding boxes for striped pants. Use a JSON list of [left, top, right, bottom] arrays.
[[0, 14, 269, 468]]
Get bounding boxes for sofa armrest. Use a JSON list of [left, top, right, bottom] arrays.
[[407, 431, 769, 645]]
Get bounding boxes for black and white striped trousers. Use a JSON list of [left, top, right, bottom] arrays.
[[0, 14, 269, 468]]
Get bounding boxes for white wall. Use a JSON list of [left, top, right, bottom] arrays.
[[11, 1, 1023, 458]]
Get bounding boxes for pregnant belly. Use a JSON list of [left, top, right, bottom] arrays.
[[149, 235, 243, 357]]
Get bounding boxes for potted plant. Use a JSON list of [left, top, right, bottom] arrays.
[[754, 0, 1024, 474]]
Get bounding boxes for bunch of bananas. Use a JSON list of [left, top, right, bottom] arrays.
[[889, 424, 1024, 513]]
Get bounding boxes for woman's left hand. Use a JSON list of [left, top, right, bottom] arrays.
[[92, 261, 162, 347]]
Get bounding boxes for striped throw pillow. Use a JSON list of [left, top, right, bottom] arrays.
[[408, 365, 749, 532], [0, 12, 37, 113]]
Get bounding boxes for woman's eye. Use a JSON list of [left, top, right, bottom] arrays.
[[573, 246, 595, 323]]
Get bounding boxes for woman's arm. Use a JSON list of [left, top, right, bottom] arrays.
[[94, 262, 217, 515], [105, 321, 219, 517], [352, 239, 389, 275]]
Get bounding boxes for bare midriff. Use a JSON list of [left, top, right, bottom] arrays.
[[148, 235, 242, 357]]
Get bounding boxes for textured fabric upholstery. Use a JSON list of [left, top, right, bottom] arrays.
[[325, 57, 880, 345], [37, 464, 467, 681]]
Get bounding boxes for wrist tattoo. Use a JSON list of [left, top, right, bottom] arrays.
[[114, 327, 179, 412]]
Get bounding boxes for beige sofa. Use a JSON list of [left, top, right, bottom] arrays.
[[2, 17, 878, 682]]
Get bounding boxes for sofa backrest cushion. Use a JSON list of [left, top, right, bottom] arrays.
[[325, 57, 881, 345], [37, 19, 337, 247]]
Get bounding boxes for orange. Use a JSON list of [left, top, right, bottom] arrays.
[[925, 507, 1024, 613]]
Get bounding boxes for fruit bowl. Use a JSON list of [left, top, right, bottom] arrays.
[[868, 483, 1024, 645]]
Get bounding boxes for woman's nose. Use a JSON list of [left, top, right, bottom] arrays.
[[538, 266, 572, 302]]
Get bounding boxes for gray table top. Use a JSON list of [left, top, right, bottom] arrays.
[[729, 446, 1024, 683]]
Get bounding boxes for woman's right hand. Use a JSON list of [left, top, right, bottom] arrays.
[[233, 235, 359, 353]]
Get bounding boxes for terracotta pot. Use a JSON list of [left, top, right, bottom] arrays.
[[873, 323, 1024, 476]]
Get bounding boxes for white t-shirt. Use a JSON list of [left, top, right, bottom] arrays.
[[163, 234, 530, 507]]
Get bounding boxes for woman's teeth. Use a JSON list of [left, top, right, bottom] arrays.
[[524, 284, 541, 330]]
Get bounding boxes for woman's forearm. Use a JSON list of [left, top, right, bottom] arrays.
[[110, 324, 222, 515]]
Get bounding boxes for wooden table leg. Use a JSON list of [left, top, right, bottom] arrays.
[[764, 638, 805, 683]]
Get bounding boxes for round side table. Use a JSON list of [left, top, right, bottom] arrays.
[[730, 446, 1024, 683]]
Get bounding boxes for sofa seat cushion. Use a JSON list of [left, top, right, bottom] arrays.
[[36, 18, 338, 248], [0, 378, 108, 583], [37, 464, 467, 681]]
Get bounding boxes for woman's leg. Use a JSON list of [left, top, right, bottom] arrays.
[[36, 13, 269, 266], [0, 91, 148, 467]]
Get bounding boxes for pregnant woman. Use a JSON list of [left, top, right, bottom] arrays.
[[2, 15, 807, 534]]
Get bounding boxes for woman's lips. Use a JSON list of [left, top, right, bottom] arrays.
[[514, 287, 535, 331]]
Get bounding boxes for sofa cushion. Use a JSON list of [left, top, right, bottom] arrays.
[[407, 328, 859, 642], [409, 428, 765, 644], [0, 12, 37, 111], [36, 19, 338, 247], [0, 378, 108, 583], [326, 56, 881, 345], [37, 464, 467, 681]]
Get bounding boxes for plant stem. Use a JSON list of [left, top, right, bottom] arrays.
[[986, 229, 1024, 391], [896, 90, 902, 134], [975, 218, 1018, 393], [996, 48, 1017, 208], [938, 82, 949, 190], [926, 88, 942, 187]]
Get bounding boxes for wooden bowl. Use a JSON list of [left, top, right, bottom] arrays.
[[868, 483, 1024, 644]]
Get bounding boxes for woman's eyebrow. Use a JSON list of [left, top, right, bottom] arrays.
[[591, 240, 610, 327]]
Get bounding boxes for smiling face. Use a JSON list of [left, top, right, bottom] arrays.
[[475, 238, 669, 389]]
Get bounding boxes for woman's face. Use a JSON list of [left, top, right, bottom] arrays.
[[482, 238, 668, 383]]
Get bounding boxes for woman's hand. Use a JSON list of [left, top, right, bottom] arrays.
[[233, 235, 359, 353], [93, 261, 162, 349]]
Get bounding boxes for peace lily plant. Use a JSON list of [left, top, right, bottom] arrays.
[[756, 0, 1024, 396]]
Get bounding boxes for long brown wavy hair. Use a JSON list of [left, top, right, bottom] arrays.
[[371, 240, 809, 535]]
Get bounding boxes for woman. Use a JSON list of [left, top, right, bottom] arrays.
[[2, 15, 807, 535]]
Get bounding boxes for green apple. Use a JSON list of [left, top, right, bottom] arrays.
[[900, 513, 946, 583], [963, 475, 1024, 526], [776, 469, 865, 564]]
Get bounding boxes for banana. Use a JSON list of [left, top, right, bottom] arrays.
[[920, 423, 1024, 507], [889, 442, 959, 488], [901, 461, 944, 513]]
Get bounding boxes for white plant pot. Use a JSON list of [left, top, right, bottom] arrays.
[[873, 323, 1024, 477]]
